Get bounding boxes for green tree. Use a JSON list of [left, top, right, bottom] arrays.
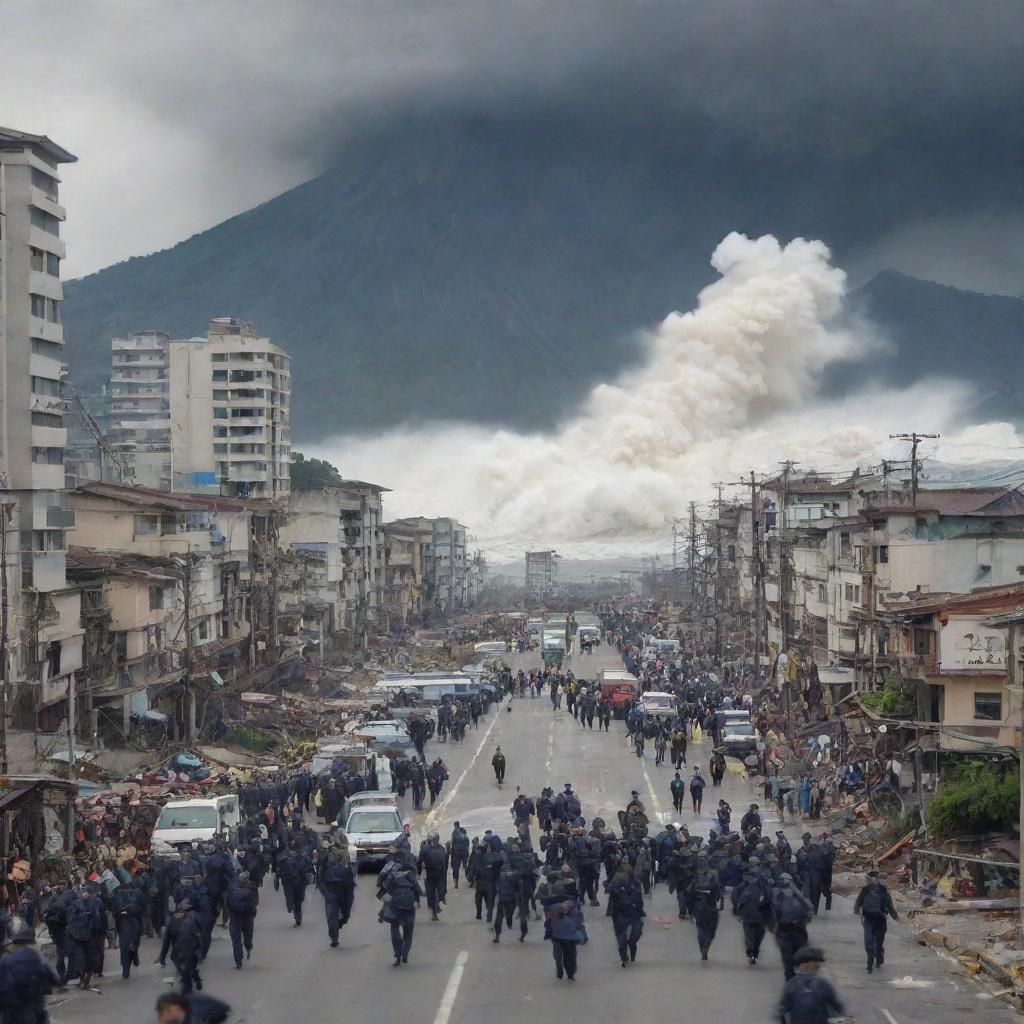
[[290, 452, 343, 489]]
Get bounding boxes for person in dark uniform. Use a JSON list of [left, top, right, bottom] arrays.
[[110, 878, 146, 979], [491, 747, 506, 785], [448, 823, 470, 888], [276, 843, 310, 927], [1, 916, 61, 1023], [606, 863, 645, 967], [772, 873, 815, 980], [42, 881, 74, 983], [690, 858, 723, 961], [158, 899, 204, 995], [377, 851, 422, 965], [853, 869, 898, 972], [319, 841, 356, 948], [417, 832, 448, 921], [778, 946, 845, 1024], [225, 871, 259, 967], [733, 860, 773, 965]]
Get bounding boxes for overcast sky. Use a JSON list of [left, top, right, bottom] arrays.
[[3, 0, 1022, 287]]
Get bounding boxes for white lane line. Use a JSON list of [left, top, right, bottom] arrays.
[[545, 717, 555, 772], [881, 1010, 900, 1024], [425, 711, 501, 828], [432, 950, 469, 1024], [642, 760, 665, 819]]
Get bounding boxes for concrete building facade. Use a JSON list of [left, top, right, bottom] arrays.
[[0, 128, 83, 730]]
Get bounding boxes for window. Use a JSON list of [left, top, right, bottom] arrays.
[[47, 299, 61, 324], [874, 545, 889, 564], [839, 627, 857, 642], [31, 447, 63, 465], [974, 691, 1003, 721], [31, 168, 58, 200], [213, 407, 227, 418], [149, 585, 164, 610], [839, 532, 852, 558], [30, 208, 60, 235], [47, 252, 60, 276], [134, 515, 157, 536], [46, 641, 62, 678], [844, 583, 860, 604], [30, 247, 45, 272], [817, 583, 827, 603], [30, 294, 46, 318], [872, 519, 885, 531], [31, 338, 63, 359], [31, 375, 60, 397], [31, 411, 63, 428]]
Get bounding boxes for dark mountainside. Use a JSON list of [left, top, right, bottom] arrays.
[[62, 113, 1022, 441], [834, 272, 1024, 424]]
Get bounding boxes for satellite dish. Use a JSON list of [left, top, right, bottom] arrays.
[[878, 724, 888, 734]]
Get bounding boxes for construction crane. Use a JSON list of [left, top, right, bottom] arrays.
[[59, 374, 134, 485]]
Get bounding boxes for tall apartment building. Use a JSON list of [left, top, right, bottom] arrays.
[[0, 128, 83, 729], [169, 317, 291, 499], [108, 330, 171, 489]]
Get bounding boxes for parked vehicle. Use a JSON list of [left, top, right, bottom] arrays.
[[337, 791, 398, 828], [600, 670, 639, 717], [338, 803, 405, 868], [152, 796, 240, 855], [721, 721, 758, 757]]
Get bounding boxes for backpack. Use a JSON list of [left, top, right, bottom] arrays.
[[776, 891, 807, 927], [860, 882, 884, 916], [785, 974, 829, 1020], [389, 883, 416, 911], [424, 845, 447, 874]]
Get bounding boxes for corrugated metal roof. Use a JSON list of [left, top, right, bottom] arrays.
[[916, 486, 1024, 516]]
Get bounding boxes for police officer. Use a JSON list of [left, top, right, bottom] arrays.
[[493, 864, 525, 943], [691, 855, 723, 961], [854, 869, 898, 972], [157, 898, 204, 994], [64, 885, 104, 991], [733, 858, 773, 965], [276, 842, 310, 927], [740, 803, 763, 834], [42, 881, 74, 982], [203, 840, 235, 924], [448, 822, 470, 888], [772, 873, 815, 980], [110, 877, 145, 979], [670, 772, 686, 814], [1, 916, 61, 1023], [779, 946, 846, 1024], [377, 849, 422, 966], [417, 831, 448, 921], [491, 746, 506, 785], [319, 839, 356, 948], [606, 862, 645, 967], [225, 871, 259, 967]]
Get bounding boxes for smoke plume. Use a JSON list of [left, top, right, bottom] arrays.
[[313, 233, 1022, 557]]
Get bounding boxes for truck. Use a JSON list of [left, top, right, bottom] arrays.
[[600, 670, 639, 718], [151, 795, 240, 855], [639, 690, 677, 719]]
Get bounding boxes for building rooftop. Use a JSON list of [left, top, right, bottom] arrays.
[[0, 127, 77, 164], [75, 482, 284, 514], [865, 486, 1024, 518], [66, 545, 178, 580]]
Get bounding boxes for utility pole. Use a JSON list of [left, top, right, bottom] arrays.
[[749, 472, 764, 685], [0, 501, 12, 775], [777, 461, 799, 654], [889, 433, 940, 507], [687, 502, 698, 612], [183, 549, 195, 742]]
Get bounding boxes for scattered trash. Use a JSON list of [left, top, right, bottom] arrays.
[[889, 976, 935, 988]]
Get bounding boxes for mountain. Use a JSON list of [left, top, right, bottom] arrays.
[[832, 271, 1024, 423], [62, 113, 1022, 441]]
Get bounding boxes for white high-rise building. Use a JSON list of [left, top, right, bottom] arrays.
[[108, 329, 171, 489], [0, 128, 83, 730], [168, 317, 291, 500]]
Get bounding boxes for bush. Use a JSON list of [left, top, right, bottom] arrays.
[[860, 678, 916, 717], [927, 761, 1019, 838], [225, 725, 273, 753]]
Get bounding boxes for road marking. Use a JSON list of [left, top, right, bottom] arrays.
[[642, 760, 665, 819], [432, 950, 469, 1024], [425, 709, 501, 828], [545, 717, 555, 771], [881, 1010, 900, 1024]]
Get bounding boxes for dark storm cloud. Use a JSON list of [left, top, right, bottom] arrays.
[[4, 0, 1022, 276]]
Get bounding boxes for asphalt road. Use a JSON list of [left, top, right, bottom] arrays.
[[52, 642, 1012, 1024]]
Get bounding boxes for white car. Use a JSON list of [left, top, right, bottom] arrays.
[[340, 804, 405, 867]]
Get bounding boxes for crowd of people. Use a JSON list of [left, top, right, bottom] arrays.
[[0, 609, 909, 1024]]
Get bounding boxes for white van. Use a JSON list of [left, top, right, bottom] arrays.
[[151, 795, 240, 854]]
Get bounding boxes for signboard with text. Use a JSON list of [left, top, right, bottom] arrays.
[[940, 615, 1006, 673]]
